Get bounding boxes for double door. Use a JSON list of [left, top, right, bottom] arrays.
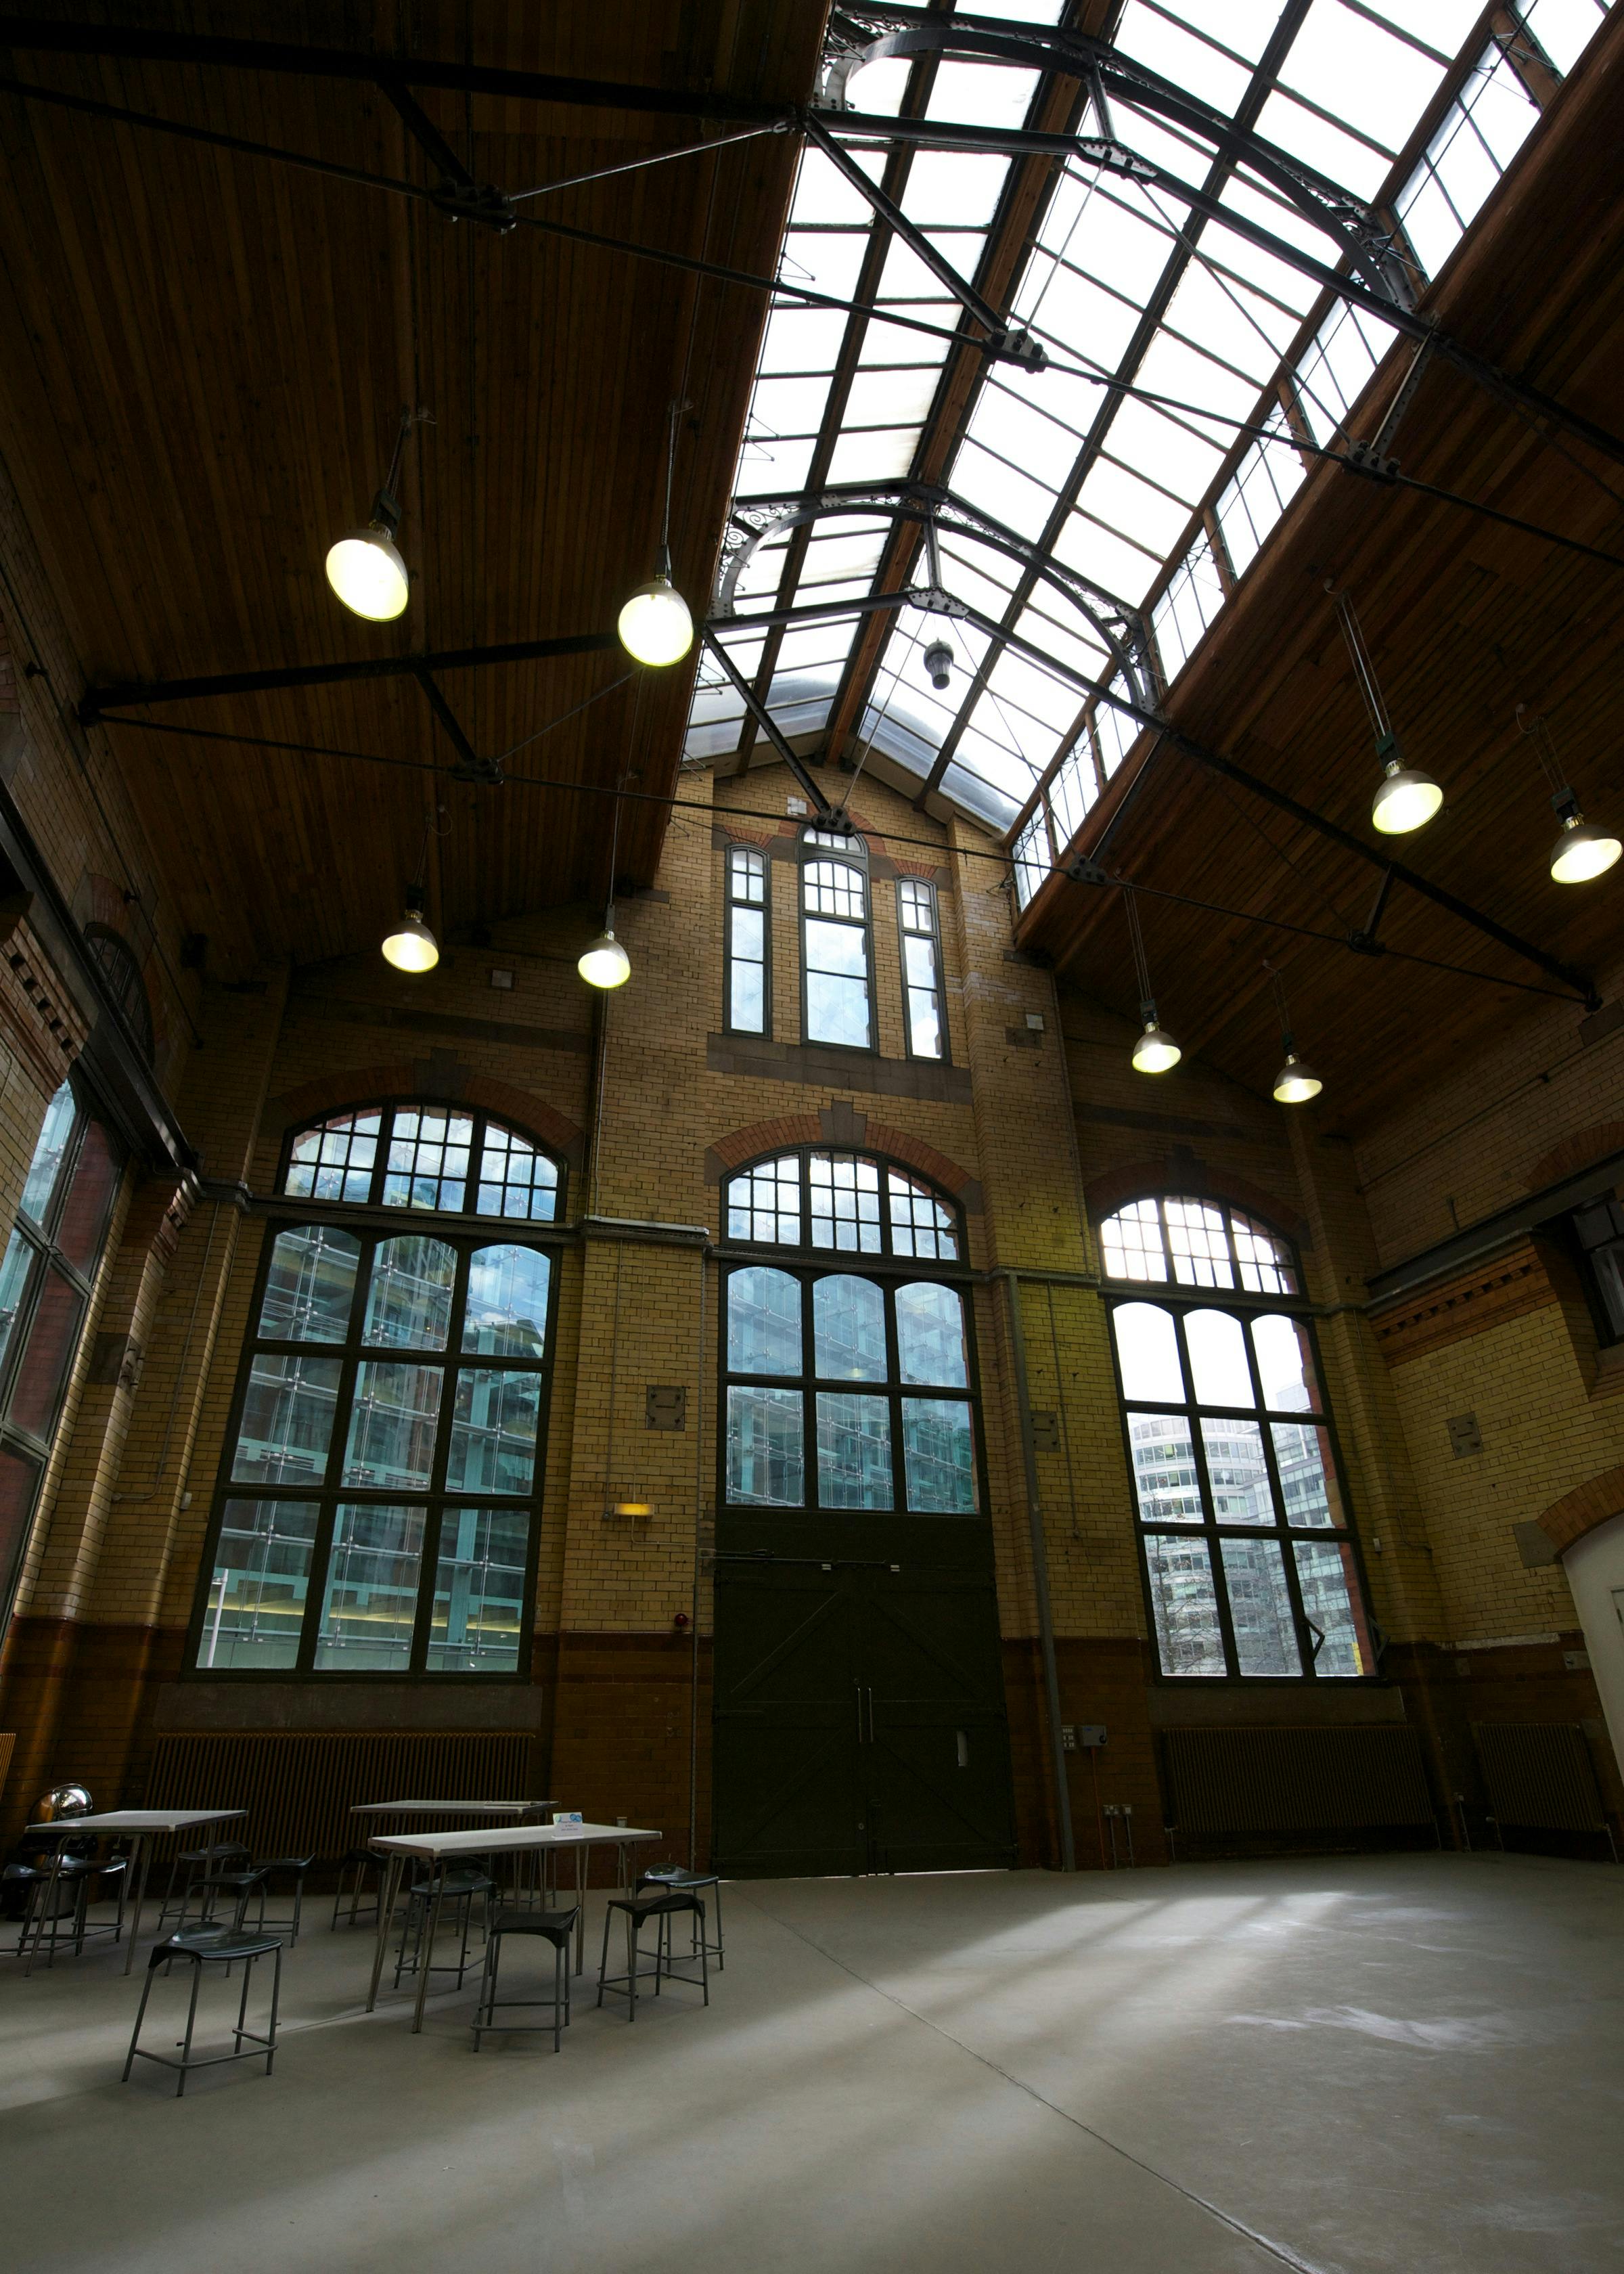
[[712, 1552, 1016, 1877]]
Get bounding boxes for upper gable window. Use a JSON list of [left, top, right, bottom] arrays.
[[281, 1106, 560, 1223], [800, 828, 873, 1050], [724, 1149, 959, 1262], [1100, 1195, 1296, 1295], [85, 924, 154, 1062]]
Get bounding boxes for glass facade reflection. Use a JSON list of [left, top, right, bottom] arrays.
[[1106, 1201, 1374, 1682], [196, 1174, 558, 1674]]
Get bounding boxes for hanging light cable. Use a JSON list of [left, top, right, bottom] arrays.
[[381, 807, 445, 973], [1516, 703, 1621, 884], [618, 399, 695, 667], [1125, 887, 1181, 1073], [579, 765, 632, 988], [1332, 587, 1442, 835], [1267, 965, 1323, 1104], [327, 405, 425, 623]]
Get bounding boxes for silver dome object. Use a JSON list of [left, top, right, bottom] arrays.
[[35, 1783, 93, 1822]]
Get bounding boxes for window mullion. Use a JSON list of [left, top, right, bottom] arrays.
[[803, 1270, 819, 1511], [1173, 1309, 1240, 1678], [883, 1279, 905, 1513]]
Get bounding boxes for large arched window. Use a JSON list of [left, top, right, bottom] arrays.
[[1100, 1195, 1375, 1683], [721, 1151, 976, 1514], [0, 1079, 122, 1629], [279, 1103, 560, 1221], [191, 1106, 564, 1678], [800, 828, 874, 1050], [85, 923, 154, 1063]]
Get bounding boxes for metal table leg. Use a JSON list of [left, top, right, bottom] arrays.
[[22, 1842, 68, 1979], [573, 1845, 587, 1974], [122, 1835, 151, 1976], [365, 1854, 404, 2013]]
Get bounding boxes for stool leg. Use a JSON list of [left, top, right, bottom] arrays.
[[176, 1961, 204, 2099], [595, 1906, 612, 2007], [267, 1946, 281, 2076], [290, 1874, 304, 1947], [235, 1952, 254, 2049], [554, 1934, 564, 2053], [627, 1909, 638, 2022], [715, 1881, 724, 1971], [698, 1901, 710, 2006], [123, 1963, 158, 2082]]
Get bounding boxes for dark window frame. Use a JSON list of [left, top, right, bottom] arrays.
[[1099, 1195, 1380, 1686], [84, 922, 154, 1064], [1567, 1199, 1624, 1347], [717, 1149, 985, 1521], [275, 1099, 565, 1224], [186, 1216, 561, 1682], [0, 1078, 124, 1630], [895, 875, 950, 1063], [798, 828, 877, 1054], [723, 843, 771, 1038]]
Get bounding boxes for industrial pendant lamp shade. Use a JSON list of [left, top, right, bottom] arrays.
[[619, 400, 694, 668], [1132, 1019, 1181, 1075], [327, 405, 423, 621], [1370, 757, 1443, 835], [1550, 810, 1623, 883], [325, 523, 409, 621], [578, 929, 631, 989], [1273, 1051, 1323, 1105], [618, 575, 694, 667], [382, 884, 438, 973]]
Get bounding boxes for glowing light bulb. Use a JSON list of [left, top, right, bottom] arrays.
[[382, 890, 438, 973], [1131, 1019, 1181, 1074], [325, 525, 409, 621], [1371, 759, 1442, 835], [578, 929, 631, 989], [617, 575, 694, 667], [1550, 812, 1621, 884], [1273, 1052, 1323, 1105]]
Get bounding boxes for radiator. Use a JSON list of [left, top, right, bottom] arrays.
[[144, 1731, 535, 1861], [1162, 1725, 1434, 1835], [1472, 1722, 1609, 1835]]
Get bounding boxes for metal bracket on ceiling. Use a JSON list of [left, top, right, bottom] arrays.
[[379, 78, 516, 233], [1064, 855, 1112, 887], [1346, 865, 1394, 956]]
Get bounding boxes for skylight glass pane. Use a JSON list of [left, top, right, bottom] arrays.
[[1152, 532, 1226, 681], [1054, 512, 1168, 606], [1292, 298, 1398, 446], [1215, 403, 1307, 575], [827, 428, 921, 483], [1018, 261, 1144, 367], [1074, 456, 1194, 562], [951, 439, 1059, 539], [789, 146, 883, 227], [1095, 686, 1144, 778], [748, 374, 834, 437], [1014, 602, 1109, 688], [935, 537, 1020, 624], [1112, 1, 1254, 113], [925, 61, 1041, 129], [900, 151, 1010, 226], [757, 307, 847, 376], [1253, 89, 1390, 200], [845, 366, 941, 427], [1101, 395, 1226, 506], [1048, 736, 1100, 847], [1013, 811, 1052, 908], [1278, 4, 1447, 157], [737, 434, 816, 495], [1521, 0, 1611, 74], [940, 760, 1020, 828], [1149, 1, 1277, 66]]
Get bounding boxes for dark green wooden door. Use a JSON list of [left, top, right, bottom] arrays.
[[712, 1553, 1015, 1877]]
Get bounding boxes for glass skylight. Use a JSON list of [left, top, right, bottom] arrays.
[[687, 0, 1612, 858]]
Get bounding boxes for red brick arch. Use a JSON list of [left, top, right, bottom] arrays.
[[1536, 1465, 1624, 1555], [704, 1111, 980, 1208], [267, 1065, 584, 1164], [1525, 1123, 1624, 1192], [1083, 1158, 1307, 1248]]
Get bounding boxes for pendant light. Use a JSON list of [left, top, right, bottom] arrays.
[[1268, 968, 1322, 1105], [380, 809, 445, 973], [1516, 705, 1621, 884], [1125, 887, 1181, 1074], [326, 406, 424, 623], [1332, 588, 1441, 836], [579, 770, 633, 989], [618, 401, 694, 667]]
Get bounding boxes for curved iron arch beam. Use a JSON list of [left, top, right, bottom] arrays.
[[820, 12, 1412, 303], [712, 482, 1156, 708]]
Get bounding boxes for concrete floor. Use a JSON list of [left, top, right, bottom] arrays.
[[0, 1853, 1620, 2273]]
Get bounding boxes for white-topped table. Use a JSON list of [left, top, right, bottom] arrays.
[[364, 1821, 662, 2030], [16, 1809, 247, 1976]]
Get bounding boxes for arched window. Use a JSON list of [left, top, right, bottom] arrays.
[[800, 828, 873, 1050], [85, 923, 154, 1061], [280, 1104, 560, 1222], [897, 878, 947, 1061], [1100, 1195, 1375, 1683], [191, 1105, 562, 1678], [721, 1151, 976, 1515], [0, 1079, 122, 1630], [724, 844, 769, 1035]]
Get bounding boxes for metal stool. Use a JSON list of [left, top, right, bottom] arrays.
[[5, 1858, 92, 1961], [597, 1888, 710, 2021], [637, 1865, 725, 1971], [158, 1840, 250, 1929], [331, 1846, 386, 1930], [180, 1865, 269, 1937], [123, 1930, 283, 2097], [252, 1855, 315, 1945], [472, 1906, 579, 2052], [394, 1868, 493, 1992]]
